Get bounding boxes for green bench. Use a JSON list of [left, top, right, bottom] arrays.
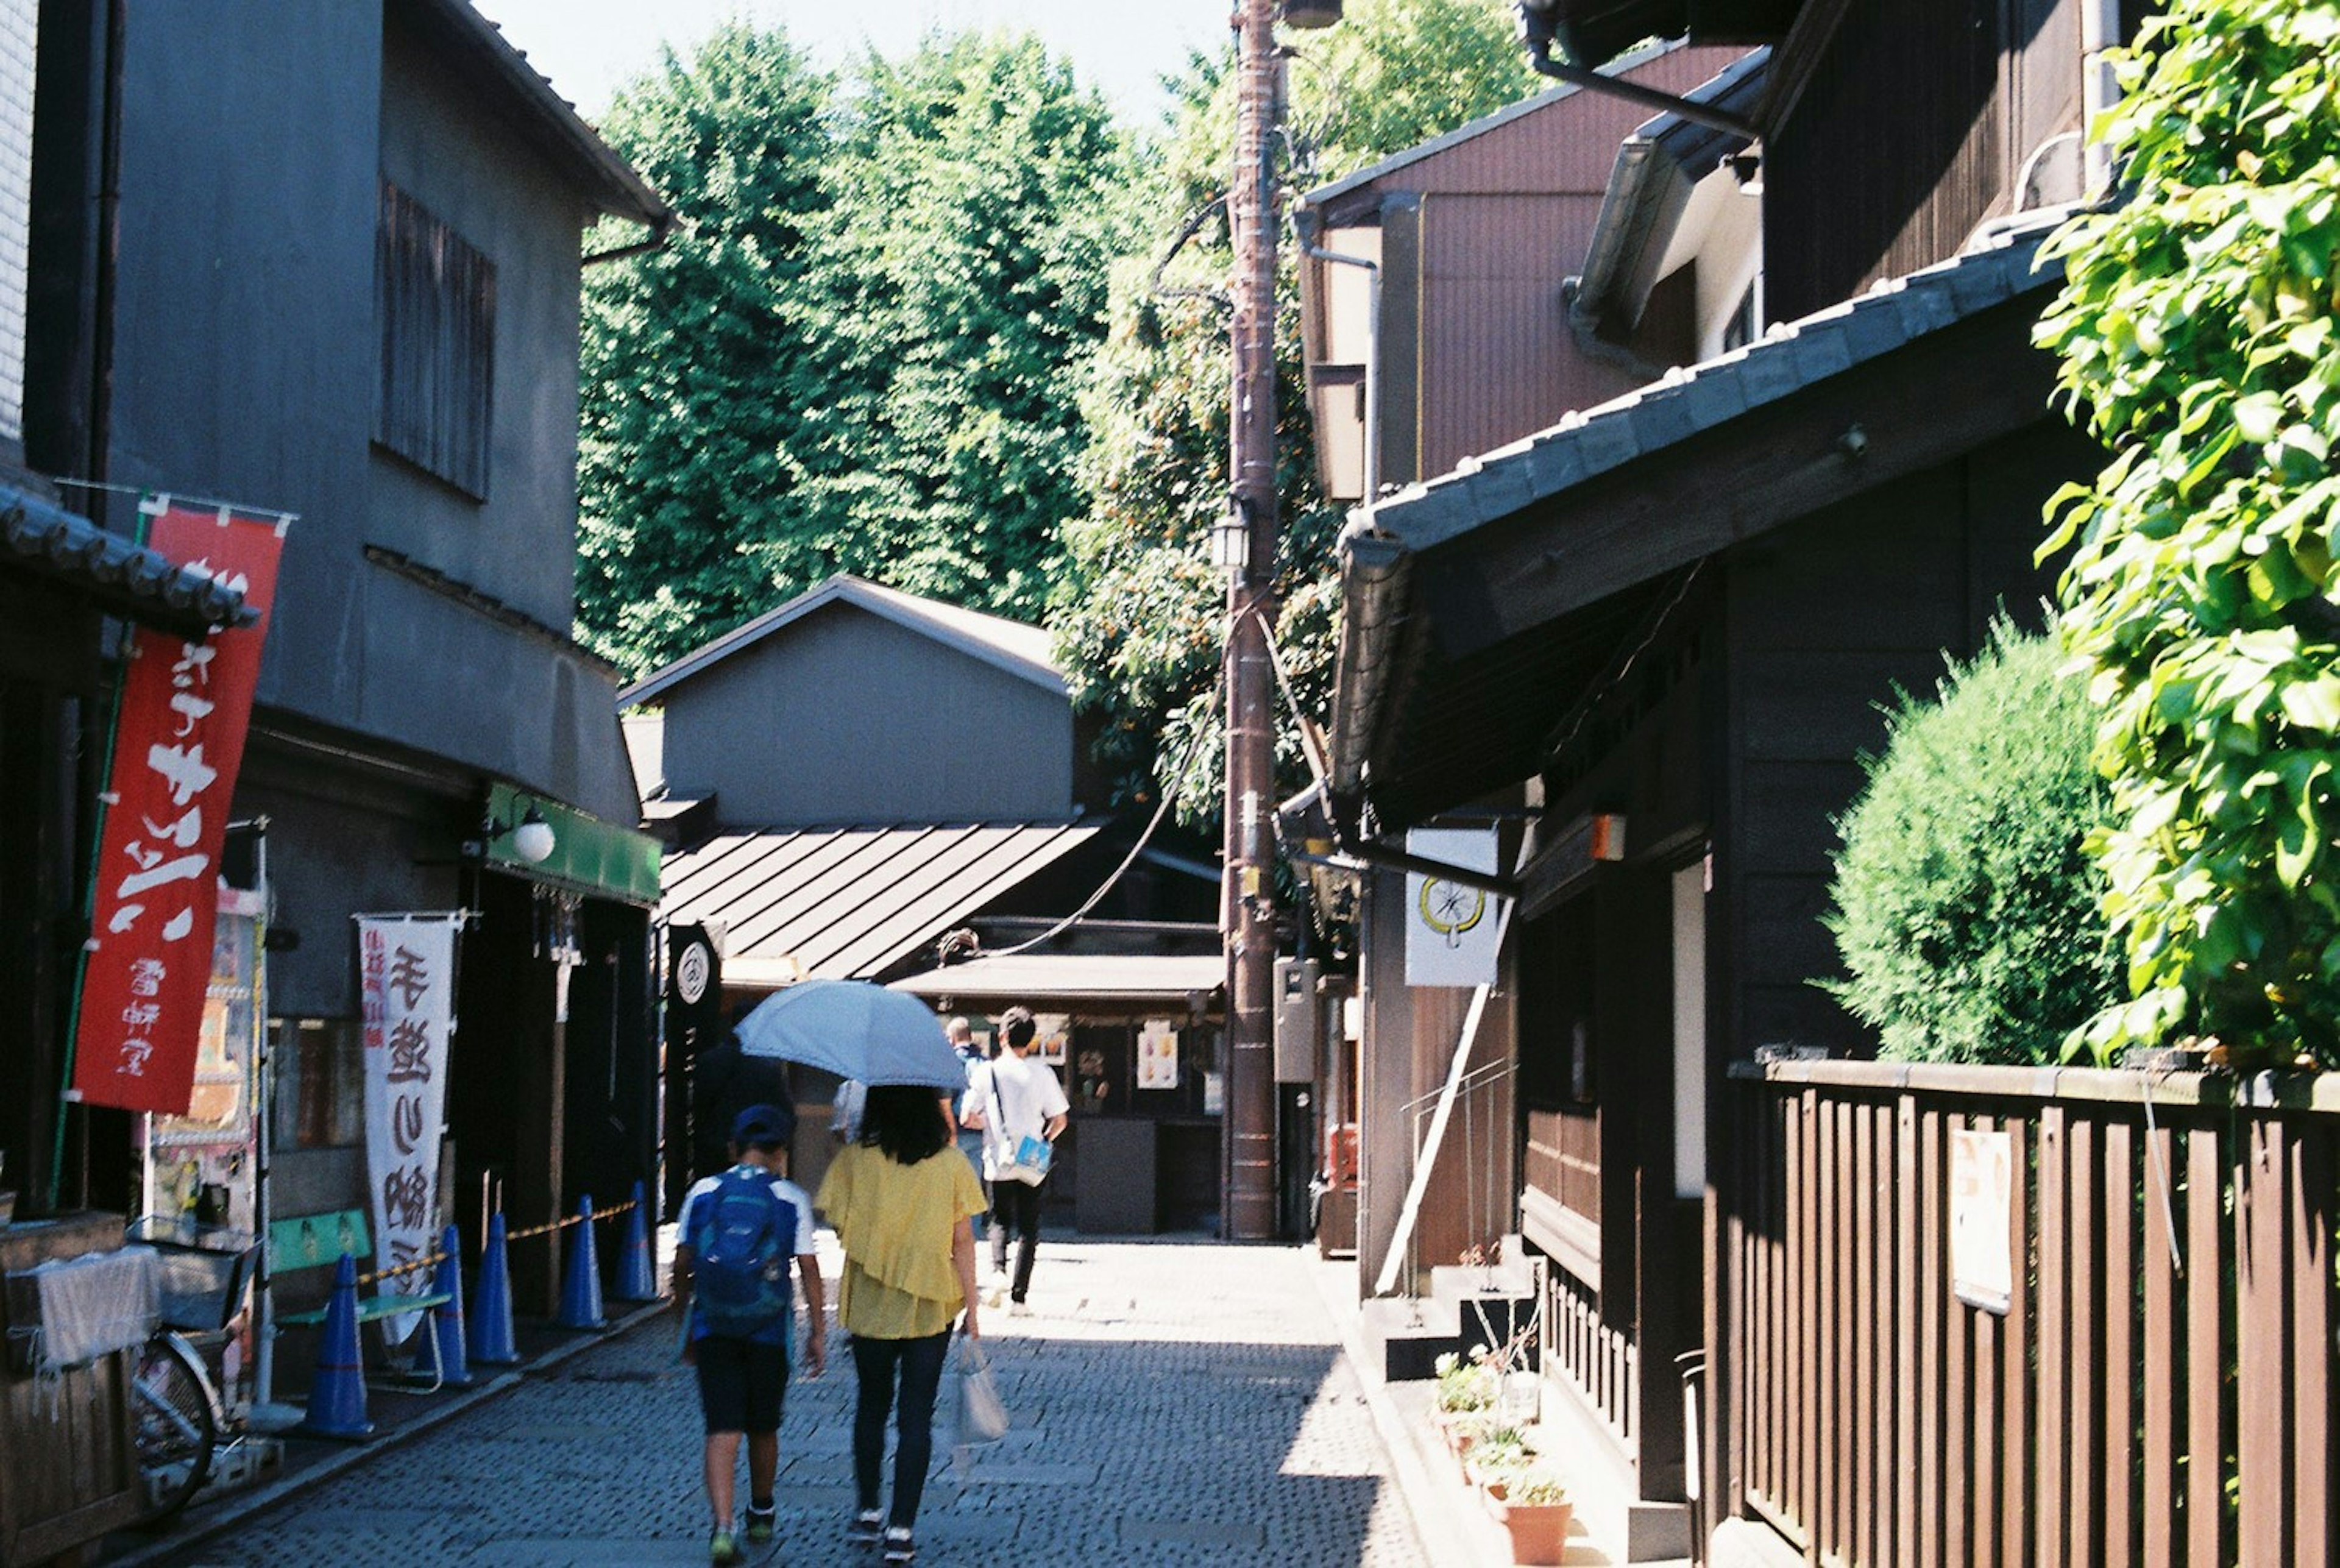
[[271, 1209, 453, 1392]]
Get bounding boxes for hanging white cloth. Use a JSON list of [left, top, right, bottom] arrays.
[[31, 1245, 159, 1370]]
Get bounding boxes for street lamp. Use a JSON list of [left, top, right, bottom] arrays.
[[1280, 0, 1343, 25], [484, 801, 556, 865], [1210, 497, 1253, 576]]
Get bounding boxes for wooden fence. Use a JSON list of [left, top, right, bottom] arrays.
[[1721, 1061, 2338, 1567]]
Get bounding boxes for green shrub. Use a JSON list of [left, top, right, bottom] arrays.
[[1823, 626, 2120, 1064]]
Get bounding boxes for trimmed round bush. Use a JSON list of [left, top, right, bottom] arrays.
[[1824, 626, 2119, 1065]]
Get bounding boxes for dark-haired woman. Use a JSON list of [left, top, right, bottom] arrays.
[[815, 1082, 987, 1565]]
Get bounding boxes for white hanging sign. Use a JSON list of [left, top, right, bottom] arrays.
[[1949, 1129, 2013, 1315], [357, 913, 463, 1342], [1405, 828, 1505, 987]]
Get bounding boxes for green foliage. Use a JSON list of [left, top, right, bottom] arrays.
[[1048, 0, 1542, 820], [1823, 628, 2120, 1065], [576, 26, 838, 673], [793, 35, 1133, 624], [2035, 0, 2340, 1063], [577, 27, 1130, 676]]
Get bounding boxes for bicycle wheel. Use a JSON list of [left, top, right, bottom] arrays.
[[131, 1332, 217, 1524]]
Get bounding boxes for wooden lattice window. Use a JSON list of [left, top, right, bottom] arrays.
[[374, 182, 494, 498]]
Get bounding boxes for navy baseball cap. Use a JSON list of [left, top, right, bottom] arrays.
[[731, 1102, 796, 1148]]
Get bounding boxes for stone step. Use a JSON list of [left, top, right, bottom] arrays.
[[1359, 1293, 1464, 1382]]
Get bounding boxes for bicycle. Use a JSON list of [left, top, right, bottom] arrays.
[[128, 1231, 259, 1525]]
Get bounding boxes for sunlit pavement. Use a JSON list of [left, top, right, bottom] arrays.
[[149, 1238, 1431, 1567]]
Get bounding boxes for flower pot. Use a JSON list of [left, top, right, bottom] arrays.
[[1487, 1494, 1573, 1566]]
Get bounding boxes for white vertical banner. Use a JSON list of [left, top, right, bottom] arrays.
[[1405, 828, 1505, 987], [357, 913, 462, 1343]]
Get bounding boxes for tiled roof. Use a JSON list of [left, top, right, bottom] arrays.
[[1369, 216, 2068, 555], [0, 486, 253, 631]]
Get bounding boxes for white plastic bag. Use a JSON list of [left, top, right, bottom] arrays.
[[949, 1339, 1009, 1450]]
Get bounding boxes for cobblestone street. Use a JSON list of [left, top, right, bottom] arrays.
[[154, 1240, 1430, 1567]]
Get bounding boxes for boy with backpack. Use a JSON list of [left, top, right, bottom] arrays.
[[674, 1103, 827, 1566]]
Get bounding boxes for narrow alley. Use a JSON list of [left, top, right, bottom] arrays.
[[143, 1241, 1430, 1567]]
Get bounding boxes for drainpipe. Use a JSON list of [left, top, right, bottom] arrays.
[[1295, 207, 1381, 519], [2080, 0, 2119, 196], [583, 214, 673, 268], [1514, 4, 1759, 139]]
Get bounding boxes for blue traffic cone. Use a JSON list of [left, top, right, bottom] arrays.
[[431, 1224, 471, 1388], [296, 1254, 374, 1439], [471, 1212, 519, 1366], [614, 1181, 658, 1302], [558, 1194, 606, 1331]]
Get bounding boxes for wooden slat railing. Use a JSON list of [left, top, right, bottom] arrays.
[[1724, 1062, 2340, 1567]]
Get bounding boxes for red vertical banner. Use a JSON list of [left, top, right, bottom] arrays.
[[73, 503, 285, 1115]]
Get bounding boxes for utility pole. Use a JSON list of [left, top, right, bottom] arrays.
[[1222, 0, 1280, 1243]]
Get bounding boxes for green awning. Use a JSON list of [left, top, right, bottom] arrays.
[[484, 780, 661, 906]]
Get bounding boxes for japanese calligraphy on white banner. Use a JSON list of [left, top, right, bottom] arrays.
[[1405, 828, 1506, 987], [358, 913, 461, 1342]]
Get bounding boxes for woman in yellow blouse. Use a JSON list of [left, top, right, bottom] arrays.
[[815, 1084, 987, 1565]]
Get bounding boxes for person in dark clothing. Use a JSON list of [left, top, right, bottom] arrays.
[[691, 1021, 796, 1183]]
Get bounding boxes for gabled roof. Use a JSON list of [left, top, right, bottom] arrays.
[[401, 0, 669, 230], [619, 575, 1065, 709], [1303, 38, 1686, 211]]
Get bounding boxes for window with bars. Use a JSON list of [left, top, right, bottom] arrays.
[[373, 182, 494, 498]]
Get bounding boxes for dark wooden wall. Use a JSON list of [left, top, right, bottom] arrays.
[[1718, 417, 2094, 1064], [1518, 644, 1714, 1498], [1762, 0, 2083, 322]]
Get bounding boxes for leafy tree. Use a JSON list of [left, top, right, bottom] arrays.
[[1824, 626, 2119, 1065], [786, 35, 1132, 623], [578, 29, 1130, 676], [1049, 0, 1543, 818], [576, 26, 839, 673], [2037, 0, 2340, 1064]]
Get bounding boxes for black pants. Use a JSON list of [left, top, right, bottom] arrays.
[[851, 1330, 950, 1528], [990, 1179, 1042, 1301]]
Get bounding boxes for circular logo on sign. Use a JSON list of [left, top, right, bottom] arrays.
[[1419, 879, 1487, 948], [674, 940, 711, 1005]]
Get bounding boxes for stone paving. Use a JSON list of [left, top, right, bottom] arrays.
[[156, 1239, 1431, 1567]]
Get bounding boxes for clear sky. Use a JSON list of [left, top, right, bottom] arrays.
[[472, 1, 1232, 126]]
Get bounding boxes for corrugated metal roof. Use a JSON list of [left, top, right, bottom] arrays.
[[620, 575, 1063, 709], [662, 821, 1100, 984], [890, 953, 1226, 1003], [0, 486, 254, 632]]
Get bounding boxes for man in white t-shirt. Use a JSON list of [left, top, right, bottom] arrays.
[[980, 1007, 1068, 1314]]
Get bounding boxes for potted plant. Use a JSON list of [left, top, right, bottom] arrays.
[[1464, 1436, 1530, 1501], [1483, 1467, 1573, 1566], [1430, 1349, 1496, 1452]]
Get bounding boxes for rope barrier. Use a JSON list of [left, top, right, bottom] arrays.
[[344, 1198, 640, 1281], [501, 1198, 637, 1244], [355, 1249, 449, 1288]]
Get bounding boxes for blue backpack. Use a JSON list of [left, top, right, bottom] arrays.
[[690, 1168, 798, 1342]]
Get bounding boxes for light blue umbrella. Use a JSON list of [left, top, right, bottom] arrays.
[[735, 979, 965, 1089]]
